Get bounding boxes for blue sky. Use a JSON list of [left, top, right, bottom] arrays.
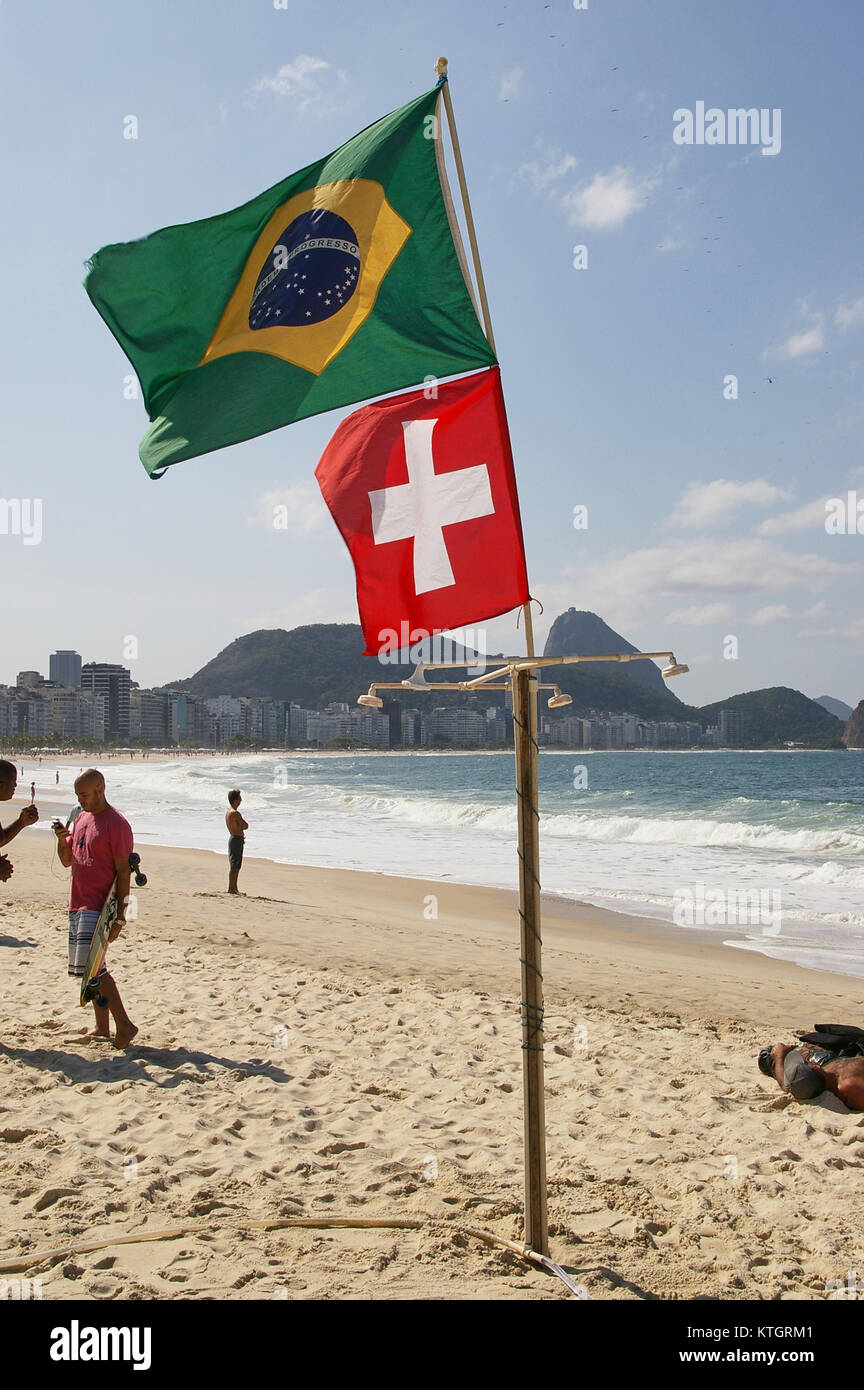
[[2, 0, 862, 707]]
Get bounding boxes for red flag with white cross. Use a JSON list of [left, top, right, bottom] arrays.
[[315, 367, 529, 655]]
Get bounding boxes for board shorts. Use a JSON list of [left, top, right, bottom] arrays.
[[783, 1047, 827, 1101], [228, 835, 245, 870], [68, 909, 107, 979]]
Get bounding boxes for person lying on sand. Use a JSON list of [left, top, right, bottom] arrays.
[[53, 769, 138, 1050], [758, 1042, 864, 1111]]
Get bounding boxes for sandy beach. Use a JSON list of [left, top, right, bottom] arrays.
[[2, 819, 863, 1302]]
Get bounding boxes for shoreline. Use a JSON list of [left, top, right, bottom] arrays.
[[8, 790, 863, 985], [1, 745, 854, 767], [7, 829, 863, 1020]]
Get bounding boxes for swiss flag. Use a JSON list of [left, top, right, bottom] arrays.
[[315, 367, 529, 655]]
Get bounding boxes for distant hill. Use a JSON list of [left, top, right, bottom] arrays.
[[170, 625, 501, 710], [172, 618, 688, 719], [814, 695, 854, 721], [544, 609, 678, 700], [843, 701, 864, 749], [699, 687, 845, 748]]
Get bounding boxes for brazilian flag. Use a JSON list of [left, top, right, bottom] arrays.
[[85, 85, 497, 478]]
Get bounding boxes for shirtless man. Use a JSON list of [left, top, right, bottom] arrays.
[[0, 759, 39, 882], [53, 769, 138, 1049], [225, 789, 248, 895], [758, 1041, 864, 1111]]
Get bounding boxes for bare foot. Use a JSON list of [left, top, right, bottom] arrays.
[[84, 1030, 112, 1042], [114, 1023, 139, 1050]]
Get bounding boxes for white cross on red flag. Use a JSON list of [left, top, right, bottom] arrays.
[[315, 367, 529, 655]]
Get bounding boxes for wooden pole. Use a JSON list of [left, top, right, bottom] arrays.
[[435, 55, 548, 1255], [512, 665, 548, 1254]]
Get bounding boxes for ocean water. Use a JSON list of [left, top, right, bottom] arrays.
[[43, 749, 864, 979]]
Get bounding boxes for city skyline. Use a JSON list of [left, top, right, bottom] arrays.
[[2, 610, 853, 718], [0, 645, 805, 753]]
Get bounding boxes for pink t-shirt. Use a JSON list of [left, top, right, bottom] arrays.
[[67, 806, 134, 912]]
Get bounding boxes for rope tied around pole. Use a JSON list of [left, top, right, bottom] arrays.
[[520, 997, 545, 1051]]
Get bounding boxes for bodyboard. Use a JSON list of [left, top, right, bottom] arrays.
[[79, 875, 119, 1006]]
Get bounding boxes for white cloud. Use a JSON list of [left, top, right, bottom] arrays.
[[655, 236, 687, 253], [572, 539, 855, 613], [561, 166, 654, 230], [798, 617, 864, 640], [515, 147, 579, 193], [751, 605, 791, 626], [665, 603, 734, 626], [802, 601, 828, 620], [776, 323, 825, 358], [254, 56, 345, 116], [835, 297, 864, 331], [249, 588, 356, 631], [248, 486, 329, 536], [499, 67, 522, 101], [515, 150, 653, 232], [669, 478, 790, 529], [757, 497, 829, 536]]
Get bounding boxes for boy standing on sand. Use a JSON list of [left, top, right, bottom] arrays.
[[53, 769, 138, 1049], [225, 789, 248, 895]]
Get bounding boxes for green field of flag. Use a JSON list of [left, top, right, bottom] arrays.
[[85, 85, 496, 477]]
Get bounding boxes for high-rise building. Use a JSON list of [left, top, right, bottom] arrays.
[[245, 697, 285, 744], [49, 651, 82, 688], [204, 696, 243, 744], [401, 707, 421, 747], [51, 688, 106, 741], [380, 698, 404, 748], [80, 663, 131, 739], [16, 671, 42, 689], [166, 691, 188, 744], [425, 708, 487, 747], [130, 690, 170, 744], [719, 708, 744, 747], [288, 704, 312, 743]]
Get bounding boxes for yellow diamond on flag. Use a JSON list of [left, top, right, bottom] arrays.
[[201, 179, 411, 377]]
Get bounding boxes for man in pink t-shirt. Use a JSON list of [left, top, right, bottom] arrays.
[[53, 769, 138, 1049]]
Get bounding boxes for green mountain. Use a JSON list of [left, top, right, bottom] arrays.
[[171, 625, 501, 710], [814, 694, 854, 721], [171, 620, 686, 716], [544, 608, 679, 701], [843, 701, 864, 749], [699, 687, 844, 748], [550, 661, 686, 719]]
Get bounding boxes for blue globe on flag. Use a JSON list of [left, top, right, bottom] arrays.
[[249, 209, 361, 330]]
